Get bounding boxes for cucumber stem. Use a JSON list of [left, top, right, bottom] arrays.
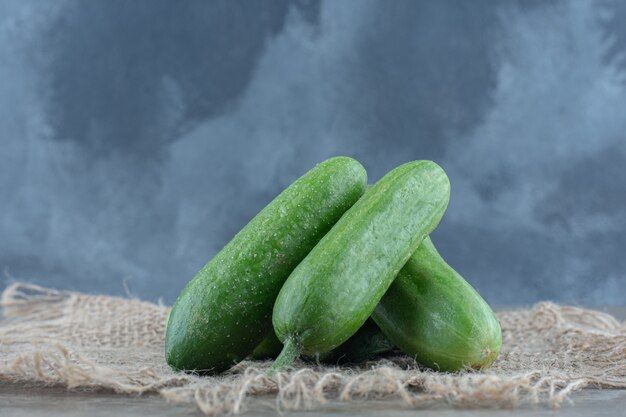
[[269, 336, 300, 374]]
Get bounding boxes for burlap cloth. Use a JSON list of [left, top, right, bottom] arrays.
[[0, 283, 624, 415]]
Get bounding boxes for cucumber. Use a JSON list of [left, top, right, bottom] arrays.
[[165, 157, 367, 373], [251, 331, 283, 360], [314, 319, 395, 364], [271, 161, 450, 369], [373, 236, 502, 371], [252, 320, 395, 364]]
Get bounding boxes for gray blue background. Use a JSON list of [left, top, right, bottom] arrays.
[[1, 0, 625, 305]]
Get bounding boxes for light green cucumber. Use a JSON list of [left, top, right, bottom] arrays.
[[165, 157, 367, 373], [373, 236, 502, 372], [271, 161, 450, 370]]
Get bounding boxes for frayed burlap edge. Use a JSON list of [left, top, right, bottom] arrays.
[[1, 283, 624, 416]]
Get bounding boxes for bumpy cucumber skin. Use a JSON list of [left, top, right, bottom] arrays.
[[165, 157, 367, 373], [373, 236, 502, 372], [273, 161, 450, 356]]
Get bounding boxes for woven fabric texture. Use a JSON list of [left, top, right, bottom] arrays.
[[0, 283, 624, 415]]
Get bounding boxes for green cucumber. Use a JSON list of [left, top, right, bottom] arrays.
[[252, 320, 395, 364], [271, 161, 450, 370], [373, 236, 502, 372], [251, 331, 283, 360], [165, 156, 367, 373], [315, 319, 395, 364]]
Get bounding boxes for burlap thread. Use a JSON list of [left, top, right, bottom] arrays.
[[1, 283, 624, 415]]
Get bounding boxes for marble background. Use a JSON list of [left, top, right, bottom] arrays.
[[1, 0, 625, 305]]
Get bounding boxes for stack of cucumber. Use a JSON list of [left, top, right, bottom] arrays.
[[165, 157, 501, 374]]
